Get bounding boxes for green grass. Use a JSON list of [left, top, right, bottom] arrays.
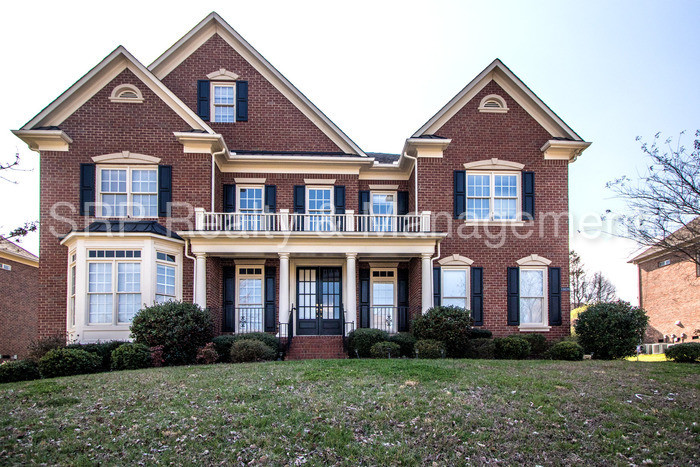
[[1, 359, 698, 465]]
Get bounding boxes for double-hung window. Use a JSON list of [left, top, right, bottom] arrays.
[[519, 268, 546, 326], [371, 192, 396, 232], [237, 267, 264, 332], [155, 252, 176, 303], [99, 167, 157, 218], [441, 268, 469, 309], [371, 269, 397, 332], [307, 187, 333, 231], [87, 250, 142, 324], [238, 186, 263, 230], [69, 253, 76, 327], [466, 172, 519, 221], [212, 83, 235, 122]]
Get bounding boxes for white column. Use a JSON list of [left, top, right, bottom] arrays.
[[194, 253, 207, 309], [421, 253, 433, 313], [345, 253, 357, 329], [278, 253, 290, 332]]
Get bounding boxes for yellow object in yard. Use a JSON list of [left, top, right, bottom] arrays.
[[626, 354, 668, 362]]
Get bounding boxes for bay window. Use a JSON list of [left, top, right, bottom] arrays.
[[155, 252, 176, 303], [98, 167, 157, 218], [87, 249, 142, 324]]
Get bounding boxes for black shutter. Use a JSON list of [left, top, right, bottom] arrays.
[[522, 171, 535, 220], [433, 266, 441, 307], [223, 184, 236, 213], [454, 170, 466, 219], [223, 267, 235, 332], [293, 186, 305, 213], [158, 165, 172, 217], [548, 267, 562, 326], [79, 163, 95, 216], [359, 269, 370, 328], [197, 80, 210, 121], [507, 267, 520, 326], [264, 185, 276, 213], [236, 80, 248, 122], [334, 186, 345, 214], [471, 267, 484, 326], [265, 266, 276, 332], [358, 190, 370, 232], [397, 191, 409, 232], [397, 268, 409, 332]]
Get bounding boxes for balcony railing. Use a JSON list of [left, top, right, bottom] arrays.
[[194, 209, 432, 233], [367, 306, 409, 333], [235, 307, 265, 334]]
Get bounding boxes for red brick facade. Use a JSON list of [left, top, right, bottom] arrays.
[[0, 256, 38, 358]]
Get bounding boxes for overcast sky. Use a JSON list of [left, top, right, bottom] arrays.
[[2, 0, 699, 304]]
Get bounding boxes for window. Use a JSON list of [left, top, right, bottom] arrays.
[[371, 269, 397, 332], [658, 259, 671, 267], [69, 257, 76, 327], [155, 252, 176, 303], [1, 263, 10, 271], [87, 255, 141, 325], [238, 186, 263, 230], [237, 266, 264, 332], [307, 187, 333, 231], [109, 84, 144, 103], [371, 192, 396, 232], [98, 167, 157, 218], [442, 268, 469, 308], [478, 94, 508, 113], [466, 172, 519, 221], [519, 268, 546, 325], [211, 83, 235, 122]]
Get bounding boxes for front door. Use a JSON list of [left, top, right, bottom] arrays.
[[296, 267, 342, 335]]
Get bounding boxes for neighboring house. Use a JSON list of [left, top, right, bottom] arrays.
[[13, 13, 590, 358], [630, 220, 700, 343], [0, 237, 38, 359]]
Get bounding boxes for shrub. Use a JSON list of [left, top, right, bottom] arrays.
[[196, 343, 219, 364], [130, 301, 214, 365], [370, 342, 402, 359], [66, 341, 126, 371], [415, 339, 445, 359], [547, 341, 584, 361], [468, 338, 495, 359], [347, 329, 389, 358], [494, 336, 531, 360], [389, 333, 417, 358], [232, 333, 280, 352], [521, 334, 548, 356], [666, 342, 700, 363], [38, 348, 102, 378], [111, 343, 152, 371], [0, 360, 41, 384], [212, 336, 237, 363], [150, 346, 165, 367], [574, 301, 648, 359], [27, 334, 66, 362], [230, 340, 277, 363], [412, 306, 472, 358], [470, 328, 493, 339]]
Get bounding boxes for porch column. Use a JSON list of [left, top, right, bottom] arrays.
[[345, 253, 357, 330], [195, 253, 207, 309], [278, 253, 290, 330], [421, 253, 432, 313]]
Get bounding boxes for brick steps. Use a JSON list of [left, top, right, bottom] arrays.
[[284, 335, 347, 360]]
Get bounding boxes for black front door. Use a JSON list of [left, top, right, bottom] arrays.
[[296, 267, 342, 335]]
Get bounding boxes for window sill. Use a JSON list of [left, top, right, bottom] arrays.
[[85, 324, 132, 330], [518, 325, 551, 332], [464, 220, 529, 227]]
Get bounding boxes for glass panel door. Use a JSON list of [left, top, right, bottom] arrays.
[[296, 267, 342, 335]]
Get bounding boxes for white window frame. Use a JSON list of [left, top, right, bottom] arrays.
[[68, 252, 76, 328], [236, 265, 265, 333], [155, 252, 177, 304], [465, 170, 521, 222], [306, 185, 334, 231], [370, 268, 398, 332], [97, 165, 158, 219], [211, 82, 236, 123], [86, 253, 142, 326], [370, 191, 397, 232], [237, 185, 264, 230], [441, 267, 471, 310], [518, 266, 549, 329], [658, 259, 671, 267]]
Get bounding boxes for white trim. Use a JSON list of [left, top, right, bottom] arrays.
[[11, 129, 73, 152], [478, 94, 508, 113], [234, 177, 266, 184], [517, 265, 549, 329], [516, 254, 552, 266], [463, 158, 524, 171], [369, 184, 399, 190], [173, 132, 226, 154], [148, 13, 365, 155], [92, 151, 161, 164], [235, 264, 265, 332], [303, 178, 336, 185], [109, 84, 144, 103], [438, 254, 474, 266], [368, 262, 400, 268], [441, 266, 471, 310], [465, 170, 521, 222], [540, 139, 592, 163], [210, 81, 236, 123], [206, 68, 239, 81]]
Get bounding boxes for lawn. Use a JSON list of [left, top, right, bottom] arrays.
[[1, 359, 698, 465]]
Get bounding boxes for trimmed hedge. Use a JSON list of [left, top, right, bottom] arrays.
[[666, 342, 700, 363], [494, 336, 531, 360], [38, 348, 102, 378], [547, 341, 584, 361], [415, 339, 445, 359], [347, 329, 389, 358], [521, 334, 548, 356], [574, 301, 648, 359], [27, 335, 66, 362], [0, 360, 41, 384], [470, 328, 493, 339], [196, 343, 219, 364], [130, 301, 214, 365], [468, 338, 495, 359], [212, 334, 279, 362], [212, 336, 237, 363], [370, 342, 401, 359], [67, 341, 126, 371], [111, 343, 152, 370], [389, 333, 417, 358], [230, 340, 277, 363], [412, 306, 472, 358]]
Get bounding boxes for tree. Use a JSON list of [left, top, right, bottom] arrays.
[[569, 250, 617, 306], [608, 130, 700, 266], [584, 272, 617, 303], [1, 151, 37, 241]]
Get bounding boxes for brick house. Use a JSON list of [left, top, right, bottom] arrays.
[[13, 13, 590, 358], [630, 220, 700, 343], [0, 237, 39, 359]]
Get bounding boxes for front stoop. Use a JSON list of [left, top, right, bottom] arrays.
[[285, 336, 347, 360]]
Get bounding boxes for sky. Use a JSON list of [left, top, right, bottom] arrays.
[[2, 0, 699, 305]]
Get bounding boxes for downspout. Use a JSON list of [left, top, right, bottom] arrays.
[[184, 239, 197, 302]]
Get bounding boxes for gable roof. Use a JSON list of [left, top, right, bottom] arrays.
[[18, 46, 214, 133], [629, 217, 700, 264], [413, 59, 585, 141], [149, 12, 365, 156], [0, 237, 39, 267]]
